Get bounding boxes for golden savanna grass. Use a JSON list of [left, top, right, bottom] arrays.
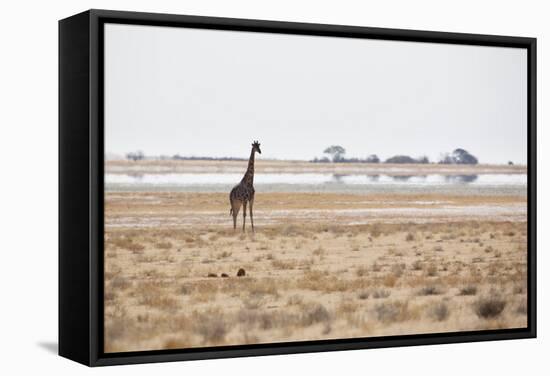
[[104, 190, 527, 352]]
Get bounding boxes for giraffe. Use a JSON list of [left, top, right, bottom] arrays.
[[229, 141, 261, 232]]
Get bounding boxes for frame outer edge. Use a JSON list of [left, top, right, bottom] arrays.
[[75, 8, 537, 366], [89, 9, 101, 366], [59, 10, 93, 366], [528, 38, 537, 338]]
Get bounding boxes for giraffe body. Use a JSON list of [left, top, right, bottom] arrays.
[[230, 141, 261, 232]]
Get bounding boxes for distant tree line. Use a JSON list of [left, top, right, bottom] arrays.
[[311, 146, 382, 164], [170, 154, 247, 161], [126, 150, 145, 162], [124, 151, 247, 162], [124, 146, 480, 165], [310, 146, 479, 165]]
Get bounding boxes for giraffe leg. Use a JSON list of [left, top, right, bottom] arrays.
[[231, 200, 242, 231], [242, 201, 247, 232], [249, 197, 254, 232]]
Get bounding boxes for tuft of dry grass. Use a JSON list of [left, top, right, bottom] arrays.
[[179, 283, 194, 295], [156, 241, 172, 249], [271, 259, 297, 270], [417, 285, 445, 296], [513, 284, 525, 295], [281, 224, 307, 237], [425, 264, 438, 277], [193, 311, 228, 344], [371, 289, 391, 299], [358, 291, 370, 300], [458, 285, 478, 296], [313, 246, 325, 256], [383, 274, 398, 288], [216, 251, 232, 259], [301, 303, 331, 326], [249, 280, 279, 298], [374, 301, 410, 323], [428, 301, 449, 321], [370, 225, 382, 238], [242, 295, 266, 310], [138, 293, 179, 311], [391, 263, 406, 278], [516, 299, 527, 315], [356, 266, 369, 277], [286, 294, 304, 306], [474, 296, 506, 319]]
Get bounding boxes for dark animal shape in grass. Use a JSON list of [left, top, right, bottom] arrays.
[[237, 268, 246, 277]]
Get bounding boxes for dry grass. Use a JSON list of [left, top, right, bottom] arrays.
[[375, 301, 413, 323], [459, 285, 478, 296], [516, 299, 528, 315], [358, 291, 370, 300], [103, 191, 527, 352], [271, 259, 297, 270], [193, 310, 228, 345], [474, 296, 507, 319], [156, 241, 172, 249], [301, 303, 331, 326], [425, 264, 438, 277], [417, 285, 445, 296], [371, 289, 391, 299], [428, 301, 450, 322]]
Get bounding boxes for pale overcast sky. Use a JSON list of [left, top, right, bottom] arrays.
[[104, 23, 527, 164]]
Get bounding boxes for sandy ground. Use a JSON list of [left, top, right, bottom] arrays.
[[104, 191, 528, 353]]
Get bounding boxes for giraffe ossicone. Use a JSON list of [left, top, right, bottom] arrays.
[[229, 141, 261, 232]]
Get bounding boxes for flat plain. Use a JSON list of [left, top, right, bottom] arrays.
[[104, 161, 527, 352]]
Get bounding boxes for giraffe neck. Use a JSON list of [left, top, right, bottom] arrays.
[[241, 148, 255, 186]]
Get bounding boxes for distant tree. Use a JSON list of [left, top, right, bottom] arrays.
[[323, 145, 346, 162], [416, 155, 430, 164], [365, 154, 380, 163], [438, 149, 478, 165], [452, 148, 478, 165], [126, 150, 145, 162], [508, 161, 514, 165], [385, 155, 417, 164]]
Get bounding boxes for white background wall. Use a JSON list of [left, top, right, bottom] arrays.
[[0, 0, 546, 374]]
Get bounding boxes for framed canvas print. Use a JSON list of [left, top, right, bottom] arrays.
[[59, 9, 536, 366]]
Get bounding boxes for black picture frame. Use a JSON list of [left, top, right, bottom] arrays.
[[59, 9, 537, 367]]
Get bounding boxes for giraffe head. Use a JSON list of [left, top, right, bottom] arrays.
[[252, 140, 261, 154]]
